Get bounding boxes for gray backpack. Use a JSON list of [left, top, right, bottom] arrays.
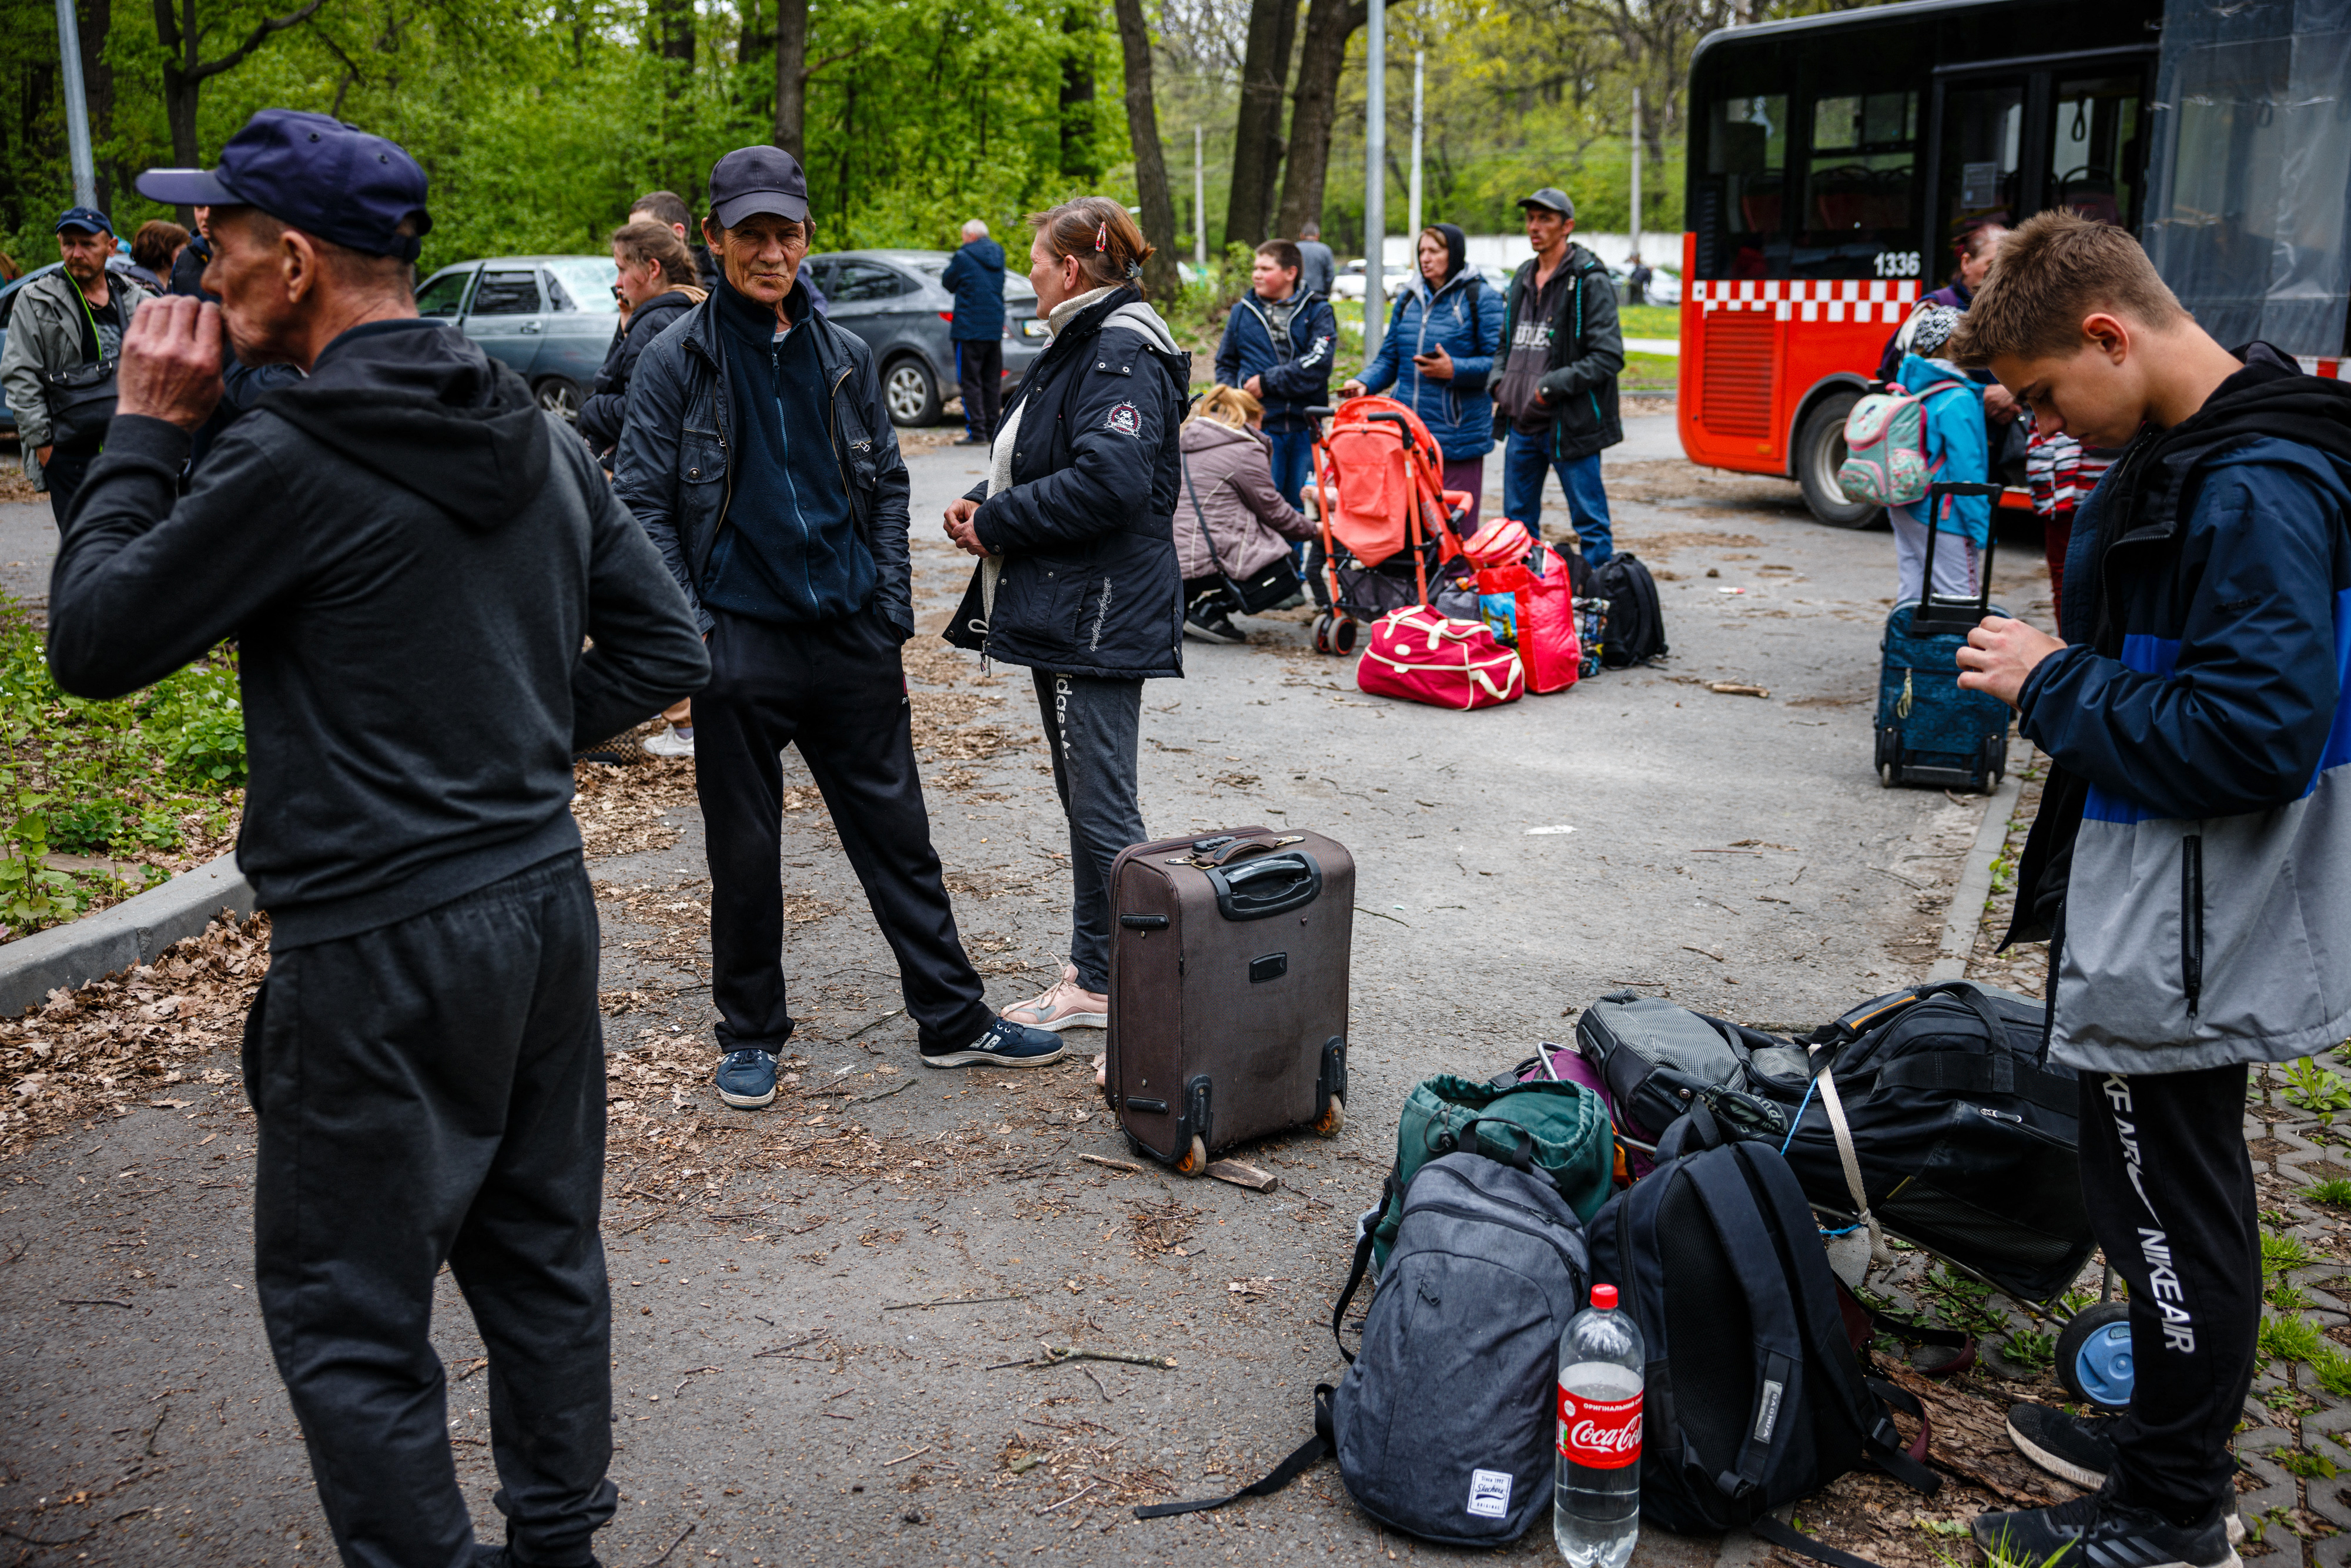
[[1139, 1151, 1588, 1542]]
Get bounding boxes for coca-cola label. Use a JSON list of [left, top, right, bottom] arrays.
[[1558, 1385, 1643, 1468]]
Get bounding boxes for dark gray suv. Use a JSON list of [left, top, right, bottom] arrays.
[[802, 249, 1047, 427], [413, 255, 620, 420]]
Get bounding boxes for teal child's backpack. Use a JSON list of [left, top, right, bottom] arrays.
[[1836, 380, 1964, 508]]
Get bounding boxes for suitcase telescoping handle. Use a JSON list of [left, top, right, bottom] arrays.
[[1912, 480, 2007, 638]]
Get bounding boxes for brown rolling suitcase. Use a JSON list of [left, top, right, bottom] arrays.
[[1104, 827, 1354, 1175]]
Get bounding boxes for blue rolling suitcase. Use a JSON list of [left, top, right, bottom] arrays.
[[1874, 481, 2012, 792]]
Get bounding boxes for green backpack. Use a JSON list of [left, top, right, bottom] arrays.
[[1367, 1075, 1615, 1266]]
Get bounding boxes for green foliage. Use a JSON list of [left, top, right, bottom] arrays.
[[2279, 1448, 2340, 1480], [2306, 1178, 2351, 1208], [1617, 305, 1680, 340], [2283, 1056, 2351, 1119], [2002, 1330, 2055, 1369], [2256, 1312, 2323, 1367], [1920, 1265, 2007, 1338], [0, 598, 239, 937], [2262, 1227, 2316, 1276]]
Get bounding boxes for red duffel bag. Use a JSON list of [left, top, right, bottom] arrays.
[[1355, 605, 1525, 711]]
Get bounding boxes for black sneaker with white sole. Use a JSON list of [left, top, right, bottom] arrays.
[[920, 1016, 1065, 1068], [1183, 611, 1247, 645], [1972, 1485, 2240, 1568], [2007, 1403, 2120, 1489]]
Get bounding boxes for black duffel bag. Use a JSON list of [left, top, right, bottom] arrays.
[[1779, 980, 2095, 1304], [42, 354, 119, 454]]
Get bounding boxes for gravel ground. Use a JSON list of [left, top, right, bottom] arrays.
[[8, 422, 2331, 1568]]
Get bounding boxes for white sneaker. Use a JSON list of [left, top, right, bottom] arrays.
[[644, 727, 695, 759], [1003, 965, 1108, 1033]]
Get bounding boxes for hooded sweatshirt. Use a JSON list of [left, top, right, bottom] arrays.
[[48, 317, 709, 947]]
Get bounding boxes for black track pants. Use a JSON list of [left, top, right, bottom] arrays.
[[2075, 1065, 2260, 1522], [245, 853, 616, 1567], [696, 607, 993, 1055]]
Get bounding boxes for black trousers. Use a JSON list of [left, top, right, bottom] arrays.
[[2076, 1064, 2260, 1522], [245, 853, 615, 1568], [698, 607, 992, 1055], [44, 446, 93, 525], [956, 339, 1003, 441]]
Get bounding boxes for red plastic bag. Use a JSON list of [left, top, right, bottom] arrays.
[[1474, 550, 1580, 694], [1355, 606, 1525, 710]]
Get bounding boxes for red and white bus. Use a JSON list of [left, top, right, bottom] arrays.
[[1676, 0, 2351, 526]]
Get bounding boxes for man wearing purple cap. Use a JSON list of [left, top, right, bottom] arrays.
[[47, 109, 709, 1568]]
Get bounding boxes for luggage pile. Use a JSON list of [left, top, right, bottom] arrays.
[[1124, 930, 2109, 1562]]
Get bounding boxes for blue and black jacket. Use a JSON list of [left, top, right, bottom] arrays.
[[1213, 289, 1338, 434], [1354, 269, 1507, 462], [2005, 343, 2351, 1072]]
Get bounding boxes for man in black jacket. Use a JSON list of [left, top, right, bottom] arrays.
[[614, 146, 1063, 1112], [52, 110, 709, 1568], [1494, 188, 1624, 565]]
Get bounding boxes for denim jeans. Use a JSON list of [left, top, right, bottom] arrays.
[[1501, 428, 1613, 564], [1265, 427, 1320, 599]]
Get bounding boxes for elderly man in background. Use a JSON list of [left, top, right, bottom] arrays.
[[0, 206, 155, 520], [942, 217, 1007, 444], [49, 108, 708, 1567]]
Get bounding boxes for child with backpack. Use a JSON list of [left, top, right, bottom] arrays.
[[1951, 210, 2351, 1568], [1886, 304, 1989, 602]]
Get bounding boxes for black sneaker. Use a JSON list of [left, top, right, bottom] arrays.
[[1183, 611, 1246, 645], [920, 1016, 1065, 1068], [2007, 1403, 2119, 1489], [1972, 1485, 2239, 1568]]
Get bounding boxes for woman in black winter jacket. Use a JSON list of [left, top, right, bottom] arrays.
[[943, 197, 1188, 1046], [578, 219, 707, 465]]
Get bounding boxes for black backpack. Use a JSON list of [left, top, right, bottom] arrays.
[[1775, 981, 2094, 1304], [1138, 1152, 1587, 1543], [1593, 552, 1667, 668], [1588, 1142, 1939, 1547]]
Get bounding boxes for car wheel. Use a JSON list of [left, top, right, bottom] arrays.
[[1795, 391, 1878, 529], [882, 357, 940, 427], [535, 376, 583, 422]]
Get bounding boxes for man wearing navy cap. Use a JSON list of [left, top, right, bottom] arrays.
[[0, 206, 156, 520], [48, 109, 709, 1568], [615, 146, 1066, 1115]]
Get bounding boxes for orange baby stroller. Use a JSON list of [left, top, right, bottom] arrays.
[[1300, 396, 1473, 654]]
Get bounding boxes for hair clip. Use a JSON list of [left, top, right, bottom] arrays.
[[1095, 222, 1109, 252], [1126, 259, 1143, 279]]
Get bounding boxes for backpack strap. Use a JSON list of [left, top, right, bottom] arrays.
[[1809, 1047, 1888, 1266], [1682, 1152, 1810, 1506], [1751, 1513, 1901, 1568], [1134, 1384, 1335, 1519], [1328, 1177, 1392, 1363]]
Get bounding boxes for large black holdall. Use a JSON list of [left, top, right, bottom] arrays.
[[1778, 980, 2095, 1304]]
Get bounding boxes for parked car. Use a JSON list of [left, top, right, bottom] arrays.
[[412, 254, 621, 420], [802, 249, 1044, 425], [1612, 260, 1682, 305], [1329, 260, 1412, 302], [0, 263, 68, 433]]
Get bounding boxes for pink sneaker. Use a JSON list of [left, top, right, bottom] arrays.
[[1003, 965, 1108, 1033]]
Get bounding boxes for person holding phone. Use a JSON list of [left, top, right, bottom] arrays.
[[1342, 223, 1506, 527]]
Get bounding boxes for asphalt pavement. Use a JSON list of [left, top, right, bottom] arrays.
[[0, 420, 2052, 1564]]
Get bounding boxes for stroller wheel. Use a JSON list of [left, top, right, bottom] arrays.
[[1312, 612, 1336, 655], [2055, 1301, 2134, 1410], [1332, 616, 1360, 654]]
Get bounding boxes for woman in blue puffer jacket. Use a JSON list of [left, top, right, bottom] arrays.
[[1341, 223, 1507, 525]]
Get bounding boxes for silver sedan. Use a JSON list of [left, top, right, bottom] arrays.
[[802, 249, 1046, 427]]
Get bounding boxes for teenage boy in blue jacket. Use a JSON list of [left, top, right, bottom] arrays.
[[1213, 239, 1337, 508], [1951, 210, 2351, 1568]]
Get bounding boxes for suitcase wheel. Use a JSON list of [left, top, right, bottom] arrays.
[[1312, 1094, 1347, 1138], [2055, 1301, 2133, 1410], [1173, 1135, 1209, 1178]]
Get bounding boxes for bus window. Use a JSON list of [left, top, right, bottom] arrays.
[[2047, 75, 2142, 229], [1936, 81, 2026, 253], [1704, 93, 1786, 279], [1800, 91, 1918, 276]]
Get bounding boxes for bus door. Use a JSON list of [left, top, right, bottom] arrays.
[[1929, 50, 2155, 270]]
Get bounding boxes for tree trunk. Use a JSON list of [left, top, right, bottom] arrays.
[[772, 0, 807, 158], [151, 0, 325, 197], [1058, 2, 1100, 182], [1224, 0, 1297, 249], [652, 0, 694, 96], [1111, 0, 1181, 301], [738, 0, 771, 67], [1274, 0, 1365, 242]]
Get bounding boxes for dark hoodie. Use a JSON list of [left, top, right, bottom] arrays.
[[49, 317, 709, 947]]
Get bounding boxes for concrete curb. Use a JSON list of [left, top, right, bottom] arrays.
[[1925, 769, 2022, 984], [0, 850, 253, 1016]]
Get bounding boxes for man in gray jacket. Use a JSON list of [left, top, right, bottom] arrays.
[[0, 206, 155, 518]]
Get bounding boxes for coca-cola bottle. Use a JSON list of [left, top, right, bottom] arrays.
[[1555, 1282, 1644, 1568]]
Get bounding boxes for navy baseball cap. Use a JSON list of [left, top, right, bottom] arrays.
[[135, 109, 431, 262], [54, 206, 112, 236], [708, 146, 808, 229]]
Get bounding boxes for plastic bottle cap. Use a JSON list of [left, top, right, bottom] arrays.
[[1590, 1284, 1618, 1310]]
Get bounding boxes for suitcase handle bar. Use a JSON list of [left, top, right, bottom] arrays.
[[1912, 480, 2005, 638], [1207, 852, 1323, 922]]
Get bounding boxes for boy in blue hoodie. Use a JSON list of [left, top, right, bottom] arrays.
[[1951, 212, 2351, 1568], [1887, 303, 1988, 601]]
